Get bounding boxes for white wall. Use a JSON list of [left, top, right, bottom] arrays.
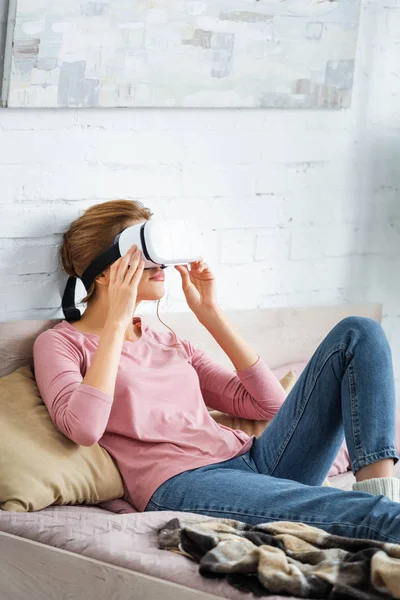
[[0, 1, 399, 386]]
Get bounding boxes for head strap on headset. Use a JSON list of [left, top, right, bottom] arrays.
[[61, 244, 121, 322], [61, 277, 82, 322]]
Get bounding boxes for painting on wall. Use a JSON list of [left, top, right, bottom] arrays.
[[2, 0, 361, 109]]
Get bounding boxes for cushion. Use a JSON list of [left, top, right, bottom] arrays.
[[0, 365, 124, 512], [271, 361, 309, 381]]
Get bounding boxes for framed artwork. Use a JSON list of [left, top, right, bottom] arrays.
[[1, 0, 361, 108]]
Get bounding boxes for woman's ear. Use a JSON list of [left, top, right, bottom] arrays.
[[95, 270, 109, 286]]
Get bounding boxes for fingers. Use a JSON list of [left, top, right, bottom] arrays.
[[175, 264, 191, 285], [191, 259, 203, 267], [175, 264, 189, 273], [126, 255, 144, 285], [190, 259, 208, 273], [198, 262, 209, 273], [121, 245, 140, 283], [130, 260, 145, 286], [110, 244, 137, 284], [125, 248, 142, 282], [176, 260, 210, 280]]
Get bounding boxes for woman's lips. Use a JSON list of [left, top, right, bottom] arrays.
[[149, 273, 165, 282]]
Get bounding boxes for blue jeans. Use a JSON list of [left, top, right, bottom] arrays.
[[145, 317, 400, 543]]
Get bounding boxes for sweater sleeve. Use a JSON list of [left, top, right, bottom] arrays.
[[181, 339, 287, 420], [33, 329, 113, 446]]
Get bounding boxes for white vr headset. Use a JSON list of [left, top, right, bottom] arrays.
[[62, 218, 202, 321]]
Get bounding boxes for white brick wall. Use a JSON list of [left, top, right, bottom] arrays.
[[0, 1, 399, 394]]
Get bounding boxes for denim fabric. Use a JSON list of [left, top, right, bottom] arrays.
[[145, 317, 400, 543]]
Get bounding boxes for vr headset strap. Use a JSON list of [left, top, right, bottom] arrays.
[[61, 277, 82, 322], [81, 245, 121, 291], [61, 244, 121, 322]]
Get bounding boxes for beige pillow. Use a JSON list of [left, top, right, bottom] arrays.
[[0, 365, 124, 512], [278, 370, 297, 395]]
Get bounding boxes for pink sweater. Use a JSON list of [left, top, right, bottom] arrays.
[[33, 318, 286, 512]]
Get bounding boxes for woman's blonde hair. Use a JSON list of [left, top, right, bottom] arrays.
[[60, 199, 153, 303]]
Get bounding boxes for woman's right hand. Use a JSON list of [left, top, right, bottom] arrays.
[[106, 245, 145, 328]]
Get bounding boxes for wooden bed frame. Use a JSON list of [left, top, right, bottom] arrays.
[[0, 303, 383, 600], [0, 530, 222, 600]]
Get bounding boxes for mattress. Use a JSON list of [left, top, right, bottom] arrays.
[[0, 472, 355, 600]]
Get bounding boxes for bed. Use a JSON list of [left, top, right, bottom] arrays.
[[0, 302, 389, 600]]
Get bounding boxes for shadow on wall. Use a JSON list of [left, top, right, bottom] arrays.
[[0, 0, 9, 89], [348, 135, 400, 308], [343, 0, 400, 311]]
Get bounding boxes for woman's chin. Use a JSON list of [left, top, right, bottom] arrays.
[[142, 284, 165, 302]]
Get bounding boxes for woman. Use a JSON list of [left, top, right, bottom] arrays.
[[33, 200, 400, 543]]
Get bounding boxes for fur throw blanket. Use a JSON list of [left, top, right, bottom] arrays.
[[158, 517, 400, 599]]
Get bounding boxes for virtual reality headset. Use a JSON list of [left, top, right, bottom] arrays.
[[62, 218, 202, 322]]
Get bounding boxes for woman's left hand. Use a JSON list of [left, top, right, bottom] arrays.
[[175, 259, 219, 318]]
